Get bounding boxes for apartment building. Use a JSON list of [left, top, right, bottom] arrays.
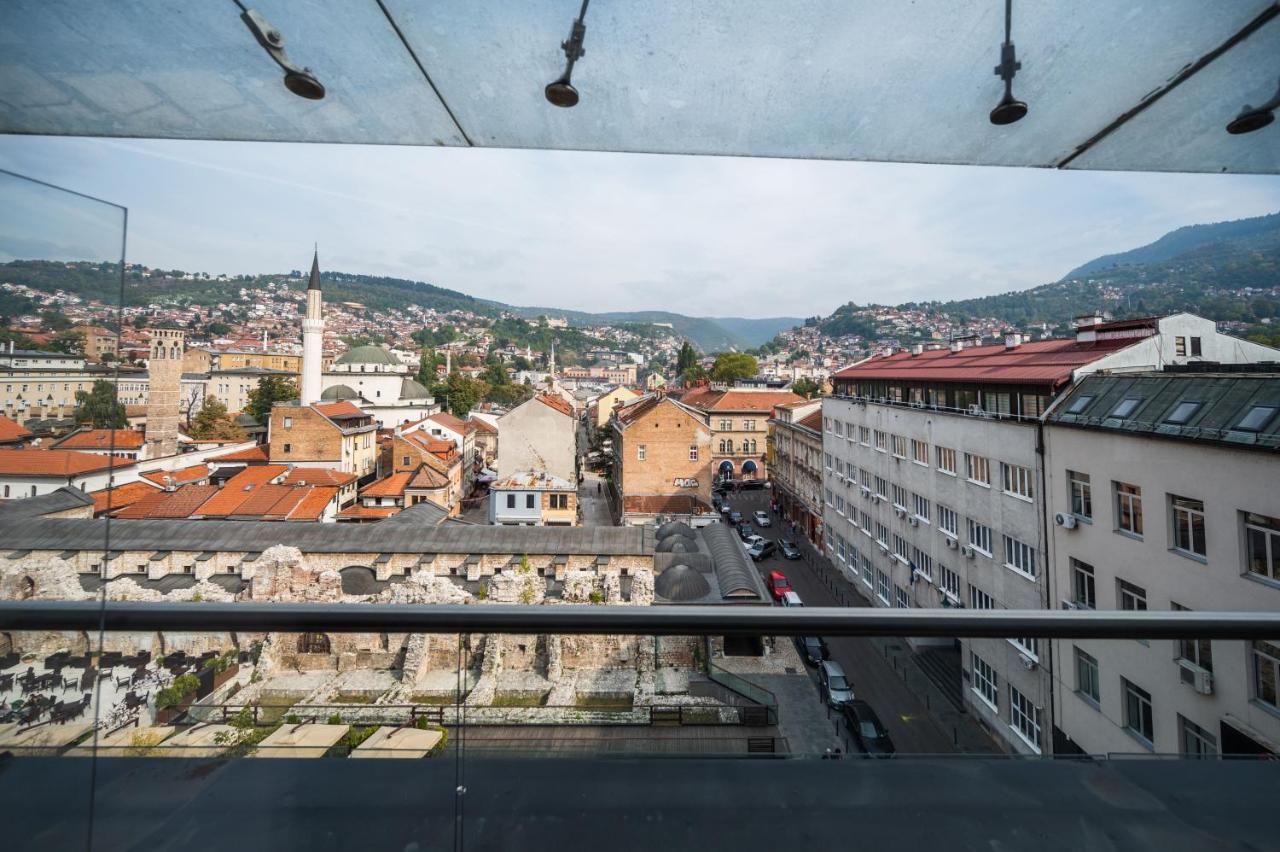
[[768, 399, 824, 548], [267, 401, 379, 481], [1046, 370, 1280, 758], [496, 394, 577, 484], [489, 471, 578, 526], [821, 314, 1279, 754], [71, 325, 119, 362], [679, 385, 803, 483], [611, 394, 713, 525], [589, 385, 641, 430]]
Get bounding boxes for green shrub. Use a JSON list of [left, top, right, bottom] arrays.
[[588, 590, 603, 604], [284, 713, 302, 725], [155, 673, 200, 709], [327, 713, 343, 725]]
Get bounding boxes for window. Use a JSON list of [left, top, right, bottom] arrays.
[[940, 565, 960, 598], [876, 569, 890, 605], [1115, 482, 1143, 537], [688, 445, 698, 461], [832, 420, 842, 437], [893, 534, 910, 562], [550, 494, 569, 510], [936, 446, 956, 475], [1118, 579, 1147, 612], [874, 476, 888, 499], [844, 422, 856, 440], [1175, 336, 1187, 357], [1109, 397, 1143, 419], [1252, 640, 1280, 710], [911, 547, 932, 580], [1235, 405, 1278, 432], [1179, 716, 1217, 759], [969, 586, 994, 610], [938, 505, 957, 537], [859, 426, 871, 445], [1070, 558, 1095, 608], [835, 494, 845, 515], [282, 443, 291, 453], [1010, 636, 1038, 660], [891, 484, 908, 509], [910, 439, 928, 464], [875, 523, 888, 547], [719, 418, 732, 430], [825, 488, 834, 507], [1009, 687, 1042, 752], [1170, 495, 1206, 558], [873, 430, 887, 452], [895, 585, 909, 608], [1172, 603, 1213, 674], [1245, 512, 1280, 583], [1003, 536, 1036, 578], [891, 434, 907, 458], [964, 453, 990, 486], [135, 564, 146, 574], [967, 519, 992, 555], [824, 452, 832, 470], [1122, 679, 1154, 747], [971, 653, 998, 709], [1068, 470, 1092, 519], [637, 444, 646, 461], [860, 511, 872, 534], [1190, 336, 1202, 357], [912, 493, 931, 522], [506, 494, 516, 509], [1001, 463, 1033, 500], [1068, 651, 1104, 718], [1165, 401, 1200, 425], [861, 557, 873, 588], [526, 494, 536, 509]]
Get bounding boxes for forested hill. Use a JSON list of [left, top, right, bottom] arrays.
[[1063, 211, 1280, 280]]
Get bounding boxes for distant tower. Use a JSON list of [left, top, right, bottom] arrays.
[[445, 349, 452, 375], [144, 327, 186, 458], [549, 341, 556, 376], [301, 248, 324, 406]]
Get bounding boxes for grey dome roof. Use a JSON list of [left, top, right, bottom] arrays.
[[654, 564, 711, 602], [335, 345, 396, 366], [400, 376, 432, 399], [321, 384, 359, 400], [655, 534, 698, 554], [656, 520, 695, 540]]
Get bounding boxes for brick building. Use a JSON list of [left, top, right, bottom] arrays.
[[268, 401, 378, 481], [611, 394, 713, 526], [678, 385, 804, 483]]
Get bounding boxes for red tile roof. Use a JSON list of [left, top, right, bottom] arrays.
[[315, 401, 365, 420], [140, 464, 210, 487], [196, 465, 287, 516], [0, 415, 32, 444], [90, 480, 159, 515], [210, 445, 269, 463], [0, 449, 126, 476], [57, 429, 145, 450], [468, 417, 497, 434], [114, 485, 220, 519], [797, 410, 823, 431], [287, 486, 339, 520], [360, 472, 414, 498], [279, 468, 357, 487], [428, 411, 476, 435], [680, 388, 804, 412], [536, 393, 574, 418], [229, 484, 301, 518], [336, 505, 401, 520], [832, 337, 1134, 389], [408, 466, 449, 490]]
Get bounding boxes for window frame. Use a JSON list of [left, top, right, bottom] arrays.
[[1002, 535, 1036, 579], [1009, 685, 1042, 753], [1000, 462, 1034, 501], [1070, 558, 1096, 609], [1244, 512, 1280, 585], [970, 652, 998, 711], [1114, 481, 1143, 538], [936, 445, 957, 475], [1074, 647, 1100, 706], [1068, 470, 1092, 520], [1169, 494, 1207, 560], [964, 453, 990, 487], [1122, 678, 1155, 748]]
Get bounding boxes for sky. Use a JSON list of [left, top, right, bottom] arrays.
[[1, 135, 1279, 319]]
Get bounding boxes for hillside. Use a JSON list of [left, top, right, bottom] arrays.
[[1064, 211, 1280, 280], [502, 306, 799, 351]]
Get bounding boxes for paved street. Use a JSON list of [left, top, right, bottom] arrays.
[[578, 470, 613, 526], [720, 488, 1001, 755]]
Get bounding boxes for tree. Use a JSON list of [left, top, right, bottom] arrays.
[[676, 341, 698, 375], [188, 395, 246, 440], [791, 377, 823, 399], [433, 372, 486, 417], [417, 351, 445, 386], [73, 380, 127, 429], [245, 375, 298, 423], [710, 352, 758, 383], [39, 310, 72, 332]]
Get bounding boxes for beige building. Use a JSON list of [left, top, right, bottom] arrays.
[[590, 385, 641, 430], [496, 394, 577, 483], [71, 325, 119, 362], [679, 385, 803, 483], [183, 347, 301, 376], [611, 394, 713, 525], [268, 400, 379, 481], [769, 399, 824, 548], [489, 471, 578, 526]]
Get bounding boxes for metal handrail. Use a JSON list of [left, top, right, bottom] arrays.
[[1, 601, 1277, 639]]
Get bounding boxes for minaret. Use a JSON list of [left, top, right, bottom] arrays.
[[301, 248, 324, 406]]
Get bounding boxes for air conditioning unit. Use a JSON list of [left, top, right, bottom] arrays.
[[1018, 653, 1038, 671], [1179, 660, 1214, 695], [967, 404, 983, 416], [895, 507, 907, 519], [944, 537, 959, 549], [1054, 513, 1078, 530], [961, 545, 975, 559], [908, 516, 920, 527]]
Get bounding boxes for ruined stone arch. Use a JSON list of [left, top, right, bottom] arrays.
[[297, 633, 331, 655]]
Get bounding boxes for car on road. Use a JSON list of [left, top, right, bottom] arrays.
[[748, 539, 776, 561], [781, 590, 803, 608], [729, 511, 743, 524], [840, 700, 896, 757], [752, 510, 771, 528], [719, 502, 732, 515], [735, 522, 756, 541], [793, 635, 828, 666], [818, 660, 854, 707], [742, 534, 765, 551], [766, 571, 792, 601], [779, 539, 801, 560]]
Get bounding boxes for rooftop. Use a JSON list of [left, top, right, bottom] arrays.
[[0, 449, 128, 477], [55, 429, 145, 451], [679, 387, 805, 412]]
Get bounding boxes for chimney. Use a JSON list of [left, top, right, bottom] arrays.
[[1004, 332, 1023, 349], [910, 344, 924, 356], [1075, 312, 1104, 344]]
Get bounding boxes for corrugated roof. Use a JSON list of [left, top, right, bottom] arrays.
[[0, 485, 95, 519]]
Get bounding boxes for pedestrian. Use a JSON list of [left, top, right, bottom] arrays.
[[597, 482, 601, 494], [832, 747, 843, 760]]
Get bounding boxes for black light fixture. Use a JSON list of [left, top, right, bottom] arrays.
[[989, 0, 1027, 125], [1227, 77, 1280, 134], [235, 2, 326, 100], [546, 0, 591, 107]]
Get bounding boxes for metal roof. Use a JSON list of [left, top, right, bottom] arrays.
[[0, 485, 93, 519], [3, 2, 1279, 173]]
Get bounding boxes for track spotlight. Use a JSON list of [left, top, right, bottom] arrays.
[[546, 0, 590, 107], [238, 4, 326, 100], [989, 0, 1027, 125], [1227, 78, 1280, 134]]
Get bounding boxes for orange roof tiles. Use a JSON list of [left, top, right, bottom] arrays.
[[360, 472, 414, 498], [195, 465, 287, 516], [141, 464, 210, 487], [680, 388, 804, 412], [280, 468, 356, 487], [408, 466, 449, 490], [230, 484, 300, 518], [57, 429, 145, 450], [91, 481, 159, 515], [0, 449, 125, 477], [315, 401, 365, 420], [797, 410, 823, 431], [336, 505, 401, 520], [428, 411, 476, 434], [114, 485, 220, 519], [287, 486, 339, 520], [0, 415, 32, 444], [468, 417, 497, 433], [536, 393, 574, 418], [210, 445, 269, 463]]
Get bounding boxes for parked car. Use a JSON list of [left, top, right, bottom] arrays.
[[841, 700, 896, 757], [719, 502, 732, 516], [781, 590, 803, 608], [741, 479, 766, 491], [742, 534, 765, 551], [779, 539, 801, 560], [729, 511, 743, 524], [736, 522, 755, 541], [748, 540, 777, 561], [752, 510, 771, 528], [766, 571, 792, 601], [818, 660, 854, 707], [793, 635, 828, 666]]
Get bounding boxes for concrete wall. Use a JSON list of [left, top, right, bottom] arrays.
[[1046, 424, 1280, 756], [497, 398, 576, 482]]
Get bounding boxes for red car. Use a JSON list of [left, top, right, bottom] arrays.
[[767, 571, 792, 602]]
